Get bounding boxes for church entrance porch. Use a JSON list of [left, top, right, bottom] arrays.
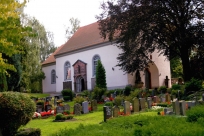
[[76, 76, 85, 92]]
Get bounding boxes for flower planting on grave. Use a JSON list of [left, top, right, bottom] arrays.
[[54, 113, 74, 122]]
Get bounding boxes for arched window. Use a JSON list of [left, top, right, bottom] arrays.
[[92, 55, 100, 77], [64, 61, 71, 80], [51, 70, 56, 84]]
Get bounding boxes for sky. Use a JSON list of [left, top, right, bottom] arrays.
[[24, 0, 106, 47]]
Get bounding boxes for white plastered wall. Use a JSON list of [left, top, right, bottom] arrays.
[[42, 65, 56, 93], [55, 44, 128, 92]]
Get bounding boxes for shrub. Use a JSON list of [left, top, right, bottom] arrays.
[[36, 100, 44, 105], [73, 97, 85, 105], [61, 89, 74, 101], [92, 87, 106, 101], [186, 105, 204, 122], [64, 110, 70, 114], [96, 60, 107, 89], [55, 113, 64, 120], [0, 92, 36, 136], [171, 84, 181, 90], [185, 78, 203, 95], [104, 101, 113, 107], [63, 96, 70, 101], [16, 128, 41, 136], [158, 86, 167, 94], [114, 96, 123, 106], [124, 85, 132, 96]]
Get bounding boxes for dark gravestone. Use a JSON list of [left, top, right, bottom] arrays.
[[56, 106, 64, 114], [36, 105, 43, 113], [132, 97, 139, 112], [46, 97, 52, 102], [64, 104, 70, 111], [179, 100, 186, 116], [112, 106, 120, 117], [74, 103, 81, 115], [103, 106, 112, 122], [45, 105, 52, 112], [82, 101, 89, 114], [91, 99, 97, 111]]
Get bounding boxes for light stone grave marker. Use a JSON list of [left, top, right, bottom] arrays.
[[91, 99, 97, 111], [112, 105, 120, 117], [124, 101, 130, 115], [74, 103, 81, 115], [82, 101, 89, 114], [132, 97, 139, 112], [139, 98, 146, 111]]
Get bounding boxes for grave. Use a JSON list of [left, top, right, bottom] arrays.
[[153, 96, 159, 103], [179, 100, 186, 116], [45, 105, 52, 112], [91, 99, 97, 111], [112, 105, 120, 117], [165, 94, 171, 103], [74, 103, 81, 115], [103, 106, 112, 122], [124, 101, 131, 115], [139, 98, 146, 111], [82, 101, 89, 114], [172, 100, 180, 115], [56, 106, 64, 113], [64, 104, 70, 111], [147, 97, 152, 109], [132, 97, 139, 112]]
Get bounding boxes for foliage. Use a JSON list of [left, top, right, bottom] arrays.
[[104, 101, 113, 107], [171, 84, 181, 90], [97, 0, 204, 82], [0, 92, 36, 136], [170, 58, 183, 78], [135, 70, 142, 84], [61, 89, 74, 101], [186, 105, 204, 122], [92, 87, 106, 101], [36, 100, 44, 106], [73, 97, 85, 105], [124, 85, 132, 96], [96, 60, 107, 89], [158, 86, 167, 94], [55, 113, 74, 121], [0, 73, 8, 92], [65, 17, 80, 40], [114, 95, 123, 106], [55, 113, 64, 120], [185, 78, 203, 95], [16, 128, 41, 136]]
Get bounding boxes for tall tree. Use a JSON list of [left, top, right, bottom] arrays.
[[65, 17, 80, 40], [96, 60, 107, 89], [97, 0, 204, 81]]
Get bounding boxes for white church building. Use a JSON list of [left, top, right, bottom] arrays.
[[42, 22, 171, 93]]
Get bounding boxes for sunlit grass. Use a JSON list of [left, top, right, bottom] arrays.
[[23, 93, 50, 98]]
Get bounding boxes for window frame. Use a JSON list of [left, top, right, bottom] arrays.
[[51, 69, 56, 84]]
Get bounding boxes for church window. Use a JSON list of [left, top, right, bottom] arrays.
[[51, 69, 56, 84], [92, 55, 100, 77], [64, 61, 71, 80]]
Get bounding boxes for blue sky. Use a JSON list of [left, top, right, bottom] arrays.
[[24, 0, 106, 47]]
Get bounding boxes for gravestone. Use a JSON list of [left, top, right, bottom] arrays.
[[179, 100, 186, 116], [112, 105, 120, 117], [172, 100, 180, 115], [91, 99, 97, 111], [74, 103, 81, 115], [161, 97, 166, 103], [124, 101, 131, 115], [64, 104, 70, 111], [165, 94, 171, 103], [164, 108, 173, 115], [147, 98, 152, 109], [56, 106, 64, 113], [139, 98, 146, 111], [46, 96, 52, 102], [103, 106, 112, 122], [82, 101, 89, 114], [153, 96, 159, 103], [132, 97, 139, 112], [36, 105, 43, 113], [45, 105, 52, 112]]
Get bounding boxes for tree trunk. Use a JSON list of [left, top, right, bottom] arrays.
[[180, 50, 192, 82]]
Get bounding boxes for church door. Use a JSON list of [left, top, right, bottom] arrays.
[[145, 68, 151, 89], [76, 76, 85, 92]]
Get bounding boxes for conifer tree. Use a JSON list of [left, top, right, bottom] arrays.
[[96, 60, 107, 89]]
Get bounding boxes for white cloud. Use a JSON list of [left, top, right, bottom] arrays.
[[24, 0, 106, 46]]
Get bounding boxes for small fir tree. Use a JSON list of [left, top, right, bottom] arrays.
[[96, 60, 107, 89]]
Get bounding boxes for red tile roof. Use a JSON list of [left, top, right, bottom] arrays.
[[42, 44, 65, 66], [55, 21, 109, 56]]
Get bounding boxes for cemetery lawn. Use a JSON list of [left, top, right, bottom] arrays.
[[24, 93, 50, 98]]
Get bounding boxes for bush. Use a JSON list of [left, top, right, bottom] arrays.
[[16, 128, 41, 136], [63, 96, 70, 101], [158, 86, 167, 94], [73, 97, 85, 105], [186, 105, 204, 122], [171, 84, 181, 90], [185, 78, 203, 95], [104, 101, 113, 107], [55, 113, 64, 120], [64, 110, 70, 114], [61, 89, 74, 101], [124, 85, 132, 96], [0, 92, 36, 136], [36, 100, 44, 105], [114, 96, 123, 106], [96, 60, 107, 89], [92, 87, 106, 101]]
